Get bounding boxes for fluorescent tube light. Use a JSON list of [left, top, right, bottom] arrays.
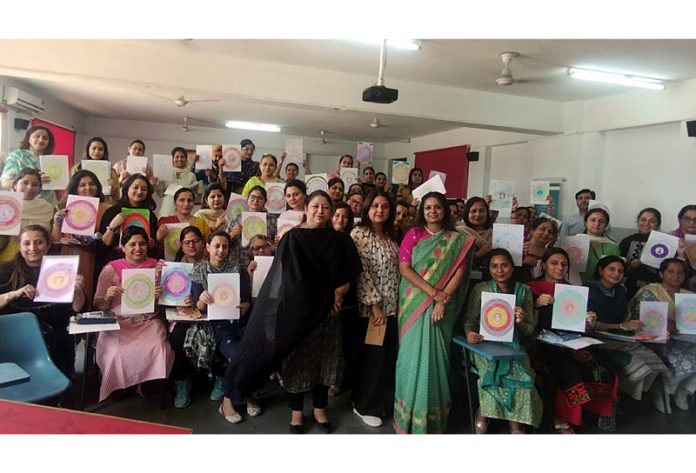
[[568, 68, 665, 90], [225, 121, 281, 133], [353, 39, 421, 51]]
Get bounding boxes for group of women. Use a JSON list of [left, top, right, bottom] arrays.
[[2, 125, 696, 435]]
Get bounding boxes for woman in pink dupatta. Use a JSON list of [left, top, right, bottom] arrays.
[[93, 226, 173, 401]]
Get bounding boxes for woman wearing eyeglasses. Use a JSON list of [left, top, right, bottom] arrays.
[[156, 188, 211, 253], [246, 235, 275, 294]]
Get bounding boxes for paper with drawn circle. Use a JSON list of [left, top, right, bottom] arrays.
[[226, 193, 248, 223], [640, 230, 679, 269], [62, 195, 100, 236], [305, 174, 329, 194], [530, 181, 550, 205], [479, 292, 516, 342], [551, 284, 588, 333], [639, 301, 668, 339], [266, 183, 286, 214], [492, 223, 525, 266], [34, 255, 80, 303], [208, 273, 240, 320], [676, 293, 696, 335], [39, 155, 70, 190], [121, 268, 156, 315], [0, 191, 23, 236], [277, 217, 299, 239], [160, 262, 193, 306], [559, 236, 589, 273], [163, 223, 187, 262], [391, 162, 410, 185], [357, 142, 373, 163], [121, 208, 151, 236], [341, 168, 359, 187], [222, 145, 242, 172], [241, 211, 267, 247]]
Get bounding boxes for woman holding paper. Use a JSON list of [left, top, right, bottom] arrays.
[[93, 226, 172, 401], [528, 248, 618, 434], [394, 191, 475, 434], [241, 154, 284, 197], [71, 137, 119, 205], [396, 167, 423, 204], [517, 217, 558, 283], [157, 187, 211, 245], [464, 249, 542, 433], [190, 230, 258, 423], [112, 139, 156, 190], [587, 255, 669, 416], [12, 168, 55, 232], [458, 196, 494, 282], [156, 147, 198, 217], [1, 125, 58, 203], [576, 207, 620, 284], [52, 170, 110, 308], [349, 189, 400, 428], [0, 224, 85, 377], [628, 258, 696, 412], [619, 208, 663, 298]]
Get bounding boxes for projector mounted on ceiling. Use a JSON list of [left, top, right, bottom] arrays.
[[363, 40, 399, 104]]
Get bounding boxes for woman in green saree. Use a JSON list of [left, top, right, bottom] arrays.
[[393, 192, 475, 434], [464, 248, 542, 434]]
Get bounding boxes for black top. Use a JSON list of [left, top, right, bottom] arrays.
[[586, 280, 628, 325], [226, 226, 361, 395]]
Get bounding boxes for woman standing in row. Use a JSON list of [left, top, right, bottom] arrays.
[[394, 191, 475, 434], [1, 125, 57, 203], [350, 190, 400, 428], [71, 137, 119, 205]]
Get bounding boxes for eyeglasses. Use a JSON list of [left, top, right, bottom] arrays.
[[347, 199, 361, 206], [181, 238, 202, 246], [681, 217, 696, 224], [251, 243, 271, 252]]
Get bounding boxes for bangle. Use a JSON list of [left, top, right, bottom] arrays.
[[619, 323, 625, 330]]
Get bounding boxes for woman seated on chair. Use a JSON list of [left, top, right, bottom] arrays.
[[528, 248, 618, 434], [92, 226, 173, 402], [628, 258, 696, 413], [464, 248, 542, 434], [0, 225, 86, 378]]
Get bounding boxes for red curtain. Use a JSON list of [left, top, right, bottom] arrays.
[[31, 118, 76, 168], [414, 144, 470, 198]]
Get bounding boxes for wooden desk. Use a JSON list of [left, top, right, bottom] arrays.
[[0, 399, 192, 434], [452, 335, 526, 434]]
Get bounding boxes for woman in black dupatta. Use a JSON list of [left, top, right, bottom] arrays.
[[225, 190, 361, 434]]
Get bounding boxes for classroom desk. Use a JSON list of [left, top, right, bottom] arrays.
[[452, 335, 527, 434], [0, 399, 192, 434]]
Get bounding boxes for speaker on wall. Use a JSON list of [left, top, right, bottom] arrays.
[[14, 118, 30, 130], [467, 151, 479, 162], [687, 120, 696, 138]]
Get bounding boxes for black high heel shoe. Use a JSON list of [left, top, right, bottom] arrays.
[[314, 417, 332, 434]]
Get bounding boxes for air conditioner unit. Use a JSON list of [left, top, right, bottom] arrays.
[[3, 86, 45, 113]]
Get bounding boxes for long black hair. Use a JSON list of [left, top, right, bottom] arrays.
[[414, 191, 454, 231], [119, 173, 156, 211]]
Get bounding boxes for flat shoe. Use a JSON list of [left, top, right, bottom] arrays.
[[218, 404, 243, 424], [289, 423, 304, 434], [247, 406, 262, 417], [314, 417, 332, 434]]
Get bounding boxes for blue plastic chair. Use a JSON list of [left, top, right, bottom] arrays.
[[0, 312, 71, 402]]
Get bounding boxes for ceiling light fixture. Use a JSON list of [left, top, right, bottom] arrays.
[[354, 39, 421, 51], [568, 68, 665, 90], [224, 121, 281, 132]]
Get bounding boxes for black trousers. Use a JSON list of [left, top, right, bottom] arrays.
[[350, 316, 398, 418], [288, 384, 329, 411], [168, 323, 191, 381]]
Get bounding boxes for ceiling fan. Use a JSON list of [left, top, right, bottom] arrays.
[[144, 90, 220, 107], [496, 52, 520, 86], [319, 129, 328, 144], [181, 116, 191, 132], [369, 117, 386, 128]]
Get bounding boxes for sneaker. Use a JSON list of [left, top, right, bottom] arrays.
[[210, 376, 225, 401], [353, 408, 383, 427], [174, 379, 192, 409]]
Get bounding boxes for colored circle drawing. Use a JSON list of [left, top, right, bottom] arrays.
[[650, 243, 669, 259], [565, 245, 583, 264], [267, 186, 286, 212], [65, 200, 97, 231], [123, 212, 150, 235], [227, 198, 248, 220], [481, 299, 514, 337], [642, 309, 665, 335], [278, 222, 295, 238], [243, 215, 266, 241], [44, 164, 65, 181], [38, 263, 75, 298], [222, 146, 242, 170], [357, 143, 372, 162], [676, 299, 696, 330], [0, 195, 22, 231], [305, 175, 328, 193], [164, 230, 182, 256], [494, 232, 516, 252], [392, 165, 409, 184], [212, 283, 237, 309], [162, 267, 190, 301], [124, 274, 155, 310], [553, 290, 585, 327]]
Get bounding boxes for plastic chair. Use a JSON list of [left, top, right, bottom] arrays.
[[0, 312, 71, 402]]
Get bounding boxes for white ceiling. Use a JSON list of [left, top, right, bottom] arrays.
[[2, 39, 696, 142]]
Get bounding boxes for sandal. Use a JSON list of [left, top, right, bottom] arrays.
[[474, 409, 488, 434], [554, 421, 575, 434]]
